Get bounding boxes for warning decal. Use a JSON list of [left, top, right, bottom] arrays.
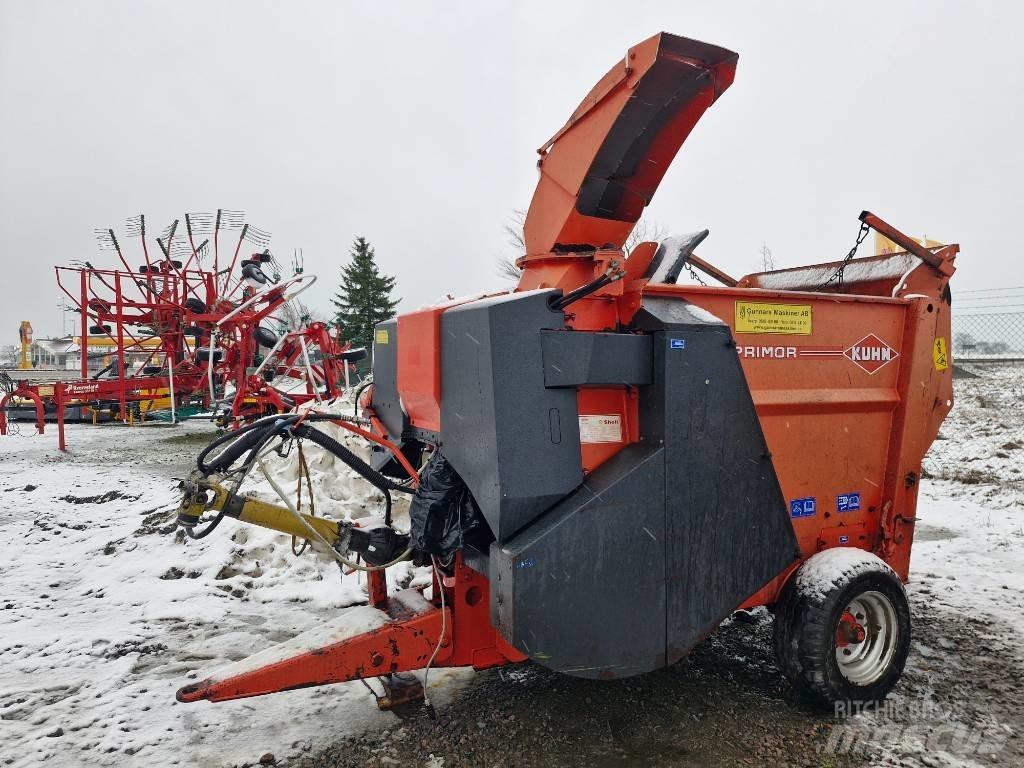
[[578, 414, 623, 444], [735, 302, 812, 335], [374, 329, 389, 345], [933, 337, 949, 371]]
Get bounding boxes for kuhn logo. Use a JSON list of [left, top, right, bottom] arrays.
[[844, 334, 899, 374]]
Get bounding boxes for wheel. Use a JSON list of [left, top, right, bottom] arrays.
[[89, 324, 111, 335], [184, 298, 207, 314], [773, 549, 911, 707], [340, 346, 368, 362], [253, 326, 279, 348], [241, 263, 268, 286], [142, 365, 163, 376], [195, 347, 224, 363]]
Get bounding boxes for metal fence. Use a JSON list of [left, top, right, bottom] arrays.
[[953, 286, 1024, 362]]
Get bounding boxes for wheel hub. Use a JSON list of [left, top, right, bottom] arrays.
[[834, 590, 899, 685]]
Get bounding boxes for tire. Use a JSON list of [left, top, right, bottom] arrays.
[[253, 326, 278, 348], [89, 324, 111, 335], [195, 347, 223, 363], [340, 346, 368, 362], [241, 263, 268, 286], [773, 549, 911, 708], [184, 298, 207, 314]]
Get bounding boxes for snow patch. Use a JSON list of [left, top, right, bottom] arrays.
[[751, 253, 917, 291], [205, 605, 390, 682], [0, 412, 456, 768], [795, 547, 895, 601]]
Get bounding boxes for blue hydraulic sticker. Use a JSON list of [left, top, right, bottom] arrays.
[[789, 497, 816, 518], [837, 492, 861, 512], [839, 535, 850, 544], [670, 338, 686, 350]]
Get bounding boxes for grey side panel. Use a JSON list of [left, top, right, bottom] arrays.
[[440, 290, 583, 541], [633, 298, 800, 663], [491, 444, 666, 678], [540, 331, 652, 387], [370, 318, 405, 439]]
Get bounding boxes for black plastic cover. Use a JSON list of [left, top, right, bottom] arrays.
[[408, 451, 491, 557], [440, 289, 583, 541], [370, 318, 406, 440]]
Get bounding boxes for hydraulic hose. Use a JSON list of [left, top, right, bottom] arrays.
[[183, 509, 227, 539], [194, 413, 413, 527], [196, 414, 298, 474], [288, 422, 413, 526]]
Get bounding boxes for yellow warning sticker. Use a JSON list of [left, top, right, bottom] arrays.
[[374, 329, 390, 345], [735, 302, 812, 335], [933, 337, 948, 371]]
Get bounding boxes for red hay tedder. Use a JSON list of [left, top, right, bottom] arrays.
[[0, 211, 366, 449]]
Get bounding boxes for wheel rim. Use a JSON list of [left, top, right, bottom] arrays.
[[834, 590, 898, 685]]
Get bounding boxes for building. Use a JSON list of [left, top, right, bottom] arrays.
[[30, 336, 165, 372]]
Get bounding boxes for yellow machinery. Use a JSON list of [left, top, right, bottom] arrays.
[[18, 322, 32, 369]]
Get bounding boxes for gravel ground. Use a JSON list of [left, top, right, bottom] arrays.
[[295, 597, 1022, 768]]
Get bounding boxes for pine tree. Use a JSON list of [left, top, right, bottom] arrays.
[[332, 237, 399, 354]]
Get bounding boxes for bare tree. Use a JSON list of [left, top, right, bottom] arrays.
[[496, 209, 527, 281], [496, 210, 667, 282], [760, 242, 775, 272], [0, 345, 16, 367], [626, 220, 668, 251]]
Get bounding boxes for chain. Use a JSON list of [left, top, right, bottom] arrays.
[[682, 260, 707, 286], [818, 220, 871, 289]]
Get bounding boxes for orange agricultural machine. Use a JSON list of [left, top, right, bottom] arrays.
[[176, 32, 956, 709]]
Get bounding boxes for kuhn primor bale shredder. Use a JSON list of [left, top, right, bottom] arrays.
[[176, 32, 957, 708]]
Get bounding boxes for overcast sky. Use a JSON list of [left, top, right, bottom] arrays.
[[1, 1, 1020, 338]]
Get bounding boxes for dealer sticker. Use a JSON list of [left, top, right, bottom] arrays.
[[578, 414, 622, 444], [837, 492, 861, 512], [735, 301, 812, 335], [790, 497, 816, 518]]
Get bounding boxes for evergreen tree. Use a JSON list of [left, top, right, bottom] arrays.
[[332, 237, 399, 354]]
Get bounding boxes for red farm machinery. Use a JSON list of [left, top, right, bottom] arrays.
[[175, 33, 957, 710], [0, 211, 367, 449]]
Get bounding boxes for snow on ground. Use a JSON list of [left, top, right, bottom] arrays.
[[910, 480, 1024, 634], [827, 365, 1024, 766], [0, 417, 466, 768], [923, 364, 1024, 508], [0, 367, 1022, 768]]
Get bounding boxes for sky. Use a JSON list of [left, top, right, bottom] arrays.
[[1, 1, 1021, 338]]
